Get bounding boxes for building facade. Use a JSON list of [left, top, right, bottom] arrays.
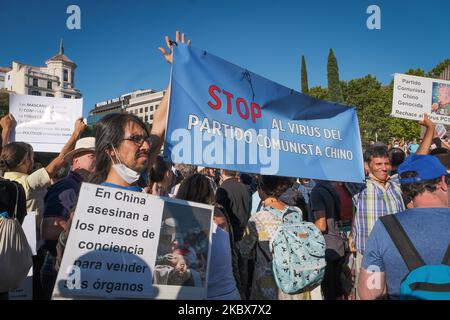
[[88, 88, 164, 125], [0, 67, 11, 90], [2, 40, 81, 99]]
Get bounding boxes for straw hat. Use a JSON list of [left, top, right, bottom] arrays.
[[64, 137, 95, 163]]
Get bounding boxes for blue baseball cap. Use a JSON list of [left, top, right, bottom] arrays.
[[398, 154, 449, 184]]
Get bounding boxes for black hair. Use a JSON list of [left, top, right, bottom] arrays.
[[430, 147, 450, 156], [388, 147, 405, 168], [89, 113, 148, 184], [149, 155, 172, 183], [435, 153, 450, 170], [363, 146, 389, 163], [400, 171, 441, 200], [176, 173, 215, 205], [258, 175, 295, 199]]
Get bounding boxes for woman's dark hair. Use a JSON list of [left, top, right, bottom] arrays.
[[176, 173, 215, 205], [149, 155, 172, 184], [258, 175, 295, 199], [0, 142, 33, 173], [89, 113, 148, 184], [388, 147, 405, 168]]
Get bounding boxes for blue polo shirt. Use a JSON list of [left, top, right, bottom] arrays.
[[100, 182, 142, 192], [42, 171, 84, 254], [43, 171, 83, 219], [363, 208, 450, 299]]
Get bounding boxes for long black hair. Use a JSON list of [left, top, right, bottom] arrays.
[[89, 113, 148, 184]]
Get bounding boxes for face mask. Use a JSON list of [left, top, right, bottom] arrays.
[[110, 146, 140, 184]]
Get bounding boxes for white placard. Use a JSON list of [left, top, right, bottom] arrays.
[[392, 74, 450, 125], [52, 183, 213, 300], [436, 124, 447, 139], [9, 93, 82, 152], [22, 212, 37, 256]]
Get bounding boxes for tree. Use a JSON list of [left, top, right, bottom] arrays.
[[327, 48, 344, 103], [307, 86, 328, 100], [0, 92, 9, 117], [301, 55, 309, 93], [427, 59, 450, 79]]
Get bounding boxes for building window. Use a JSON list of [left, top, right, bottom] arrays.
[[7, 75, 10, 80], [145, 115, 148, 122], [31, 90, 40, 96], [150, 114, 154, 120], [71, 71, 74, 85], [47, 81, 52, 89], [46, 93, 54, 97], [64, 95, 71, 99], [145, 107, 148, 112], [150, 106, 153, 112], [140, 108, 143, 114], [33, 78, 38, 87], [63, 69, 68, 82]]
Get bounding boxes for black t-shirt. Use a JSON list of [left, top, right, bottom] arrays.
[[216, 178, 251, 242], [310, 181, 345, 260]]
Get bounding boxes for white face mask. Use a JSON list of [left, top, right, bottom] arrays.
[[110, 146, 140, 184]]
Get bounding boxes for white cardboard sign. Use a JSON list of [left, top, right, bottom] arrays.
[[52, 183, 213, 300], [9, 93, 82, 152], [392, 73, 450, 125]]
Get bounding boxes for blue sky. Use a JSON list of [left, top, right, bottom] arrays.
[[1, 0, 449, 118]]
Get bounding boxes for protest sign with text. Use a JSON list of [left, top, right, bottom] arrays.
[[164, 45, 364, 183], [9, 93, 82, 152], [52, 183, 213, 300], [392, 73, 450, 125]]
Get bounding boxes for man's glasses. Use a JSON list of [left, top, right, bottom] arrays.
[[122, 134, 150, 147]]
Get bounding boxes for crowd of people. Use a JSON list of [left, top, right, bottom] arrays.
[[0, 31, 449, 300]]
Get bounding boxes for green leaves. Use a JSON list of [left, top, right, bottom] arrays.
[[327, 49, 344, 103]]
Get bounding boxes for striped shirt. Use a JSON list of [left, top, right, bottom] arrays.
[[352, 178, 405, 255]]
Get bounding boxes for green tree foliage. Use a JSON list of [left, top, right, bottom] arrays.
[[301, 55, 309, 93], [307, 86, 328, 100], [327, 49, 344, 103], [80, 125, 96, 138], [405, 68, 426, 77], [0, 92, 9, 117], [427, 59, 450, 79], [342, 74, 421, 143]]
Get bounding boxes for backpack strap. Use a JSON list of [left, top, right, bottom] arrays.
[[442, 244, 450, 266], [257, 240, 272, 262], [13, 182, 19, 220], [380, 215, 425, 271], [256, 200, 263, 212]]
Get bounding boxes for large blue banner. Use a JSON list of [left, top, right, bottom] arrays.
[[164, 44, 364, 183]]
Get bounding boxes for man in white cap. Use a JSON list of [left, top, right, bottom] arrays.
[[40, 136, 95, 299]]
